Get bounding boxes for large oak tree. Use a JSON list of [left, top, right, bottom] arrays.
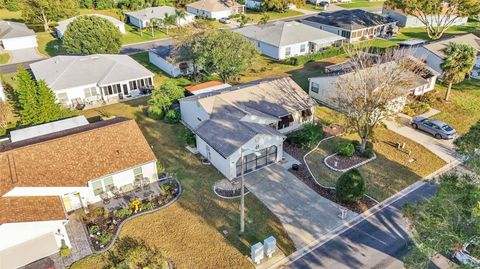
[[385, 0, 480, 39], [21, 0, 79, 32]]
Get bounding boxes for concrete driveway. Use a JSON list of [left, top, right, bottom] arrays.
[[384, 115, 462, 164], [244, 163, 357, 249], [6, 48, 44, 64]]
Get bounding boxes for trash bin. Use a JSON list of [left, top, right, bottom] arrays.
[[251, 242, 264, 264], [263, 236, 277, 258]]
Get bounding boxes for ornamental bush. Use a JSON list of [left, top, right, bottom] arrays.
[[163, 109, 180, 124], [114, 208, 133, 218], [287, 123, 323, 150], [336, 141, 355, 157], [335, 169, 366, 203]]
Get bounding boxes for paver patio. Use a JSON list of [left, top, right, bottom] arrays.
[[243, 163, 357, 249]]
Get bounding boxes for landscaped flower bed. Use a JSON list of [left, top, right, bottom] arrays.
[[82, 178, 180, 251]]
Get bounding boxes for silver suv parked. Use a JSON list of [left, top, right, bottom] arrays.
[[411, 117, 457, 139]]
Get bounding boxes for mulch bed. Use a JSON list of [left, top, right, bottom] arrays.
[[215, 187, 249, 198], [325, 153, 370, 171], [284, 127, 377, 213]]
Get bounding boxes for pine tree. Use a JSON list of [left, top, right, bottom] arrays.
[[14, 67, 39, 126], [36, 80, 68, 123]]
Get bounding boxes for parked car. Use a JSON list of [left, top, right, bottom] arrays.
[[318, 1, 329, 8], [219, 17, 231, 24], [411, 117, 457, 139]]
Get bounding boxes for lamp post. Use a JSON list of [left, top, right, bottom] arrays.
[[239, 147, 260, 236]]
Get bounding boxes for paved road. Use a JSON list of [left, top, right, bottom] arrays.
[[285, 181, 438, 269], [0, 59, 43, 73]]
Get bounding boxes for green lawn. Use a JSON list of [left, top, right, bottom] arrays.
[[430, 79, 480, 135], [0, 9, 22, 21], [307, 108, 446, 201], [36, 32, 65, 57], [0, 52, 10, 64], [244, 9, 304, 23], [337, 0, 385, 9], [70, 98, 296, 269]]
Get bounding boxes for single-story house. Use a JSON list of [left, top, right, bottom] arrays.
[[0, 116, 158, 269], [382, 6, 468, 28], [233, 21, 345, 60], [125, 6, 195, 28], [179, 77, 317, 180], [302, 9, 398, 43], [30, 54, 154, 108], [308, 58, 438, 110], [185, 81, 231, 95], [413, 33, 480, 79], [149, 45, 195, 77], [308, 0, 351, 5], [0, 21, 38, 50], [55, 14, 126, 39], [186, 0, 245, 20]]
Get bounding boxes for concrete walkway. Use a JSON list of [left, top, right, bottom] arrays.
[[383, 115, 461, 163], [63, 215, 92, 266], [244, 164, 357, 249]]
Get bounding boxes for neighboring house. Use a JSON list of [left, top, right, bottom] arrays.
[[186, 0, 245, 20], [179, 77, 316, 180], [382, 7, 468, 28], [233, 21, 345, 60], [30, 54, 154, 108], [185, 81, 231, 95], [302, 9, 398, 43], [0, 21, 38, 50], [149, 45, 195, 77], [308, 0, 351, 5], [413, 33, 480, 79], [55, 14, 126, 39], [245, 0, 262, 9], [0, 116, 158, 269], [308, 58, 438, 110], [125, 6, 195, 28]]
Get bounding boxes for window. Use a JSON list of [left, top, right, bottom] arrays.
[[278, 115, 294, 130], [310, 82, 319, 93], [285, 47, 291, 56], [57, 93, 68, 104], [341, 30, 351, 39], [147, 77, 153, 86], [134, 167, 143, 181], [300, 44, 306, 53], [92, 179, 103, 196], [84, 88, 91, 98], [103, 177, 114, 192]]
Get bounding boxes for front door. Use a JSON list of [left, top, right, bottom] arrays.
[[63, 192, 82, 212]]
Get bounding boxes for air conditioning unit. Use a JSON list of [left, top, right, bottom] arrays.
[[264, 236, 276, 258], [251, 242, 264, 264]]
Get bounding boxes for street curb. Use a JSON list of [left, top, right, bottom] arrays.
[[268, 161, 460, 268]]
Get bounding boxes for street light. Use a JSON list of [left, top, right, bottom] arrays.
[[239, 146, 261, 236]]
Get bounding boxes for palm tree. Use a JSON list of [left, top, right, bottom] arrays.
[[175, 9, 187, 25], [162, 13, 178, 35], [149, 18, 162, 37], [237, 14, 252, 28], [440, 43, 476, 101]]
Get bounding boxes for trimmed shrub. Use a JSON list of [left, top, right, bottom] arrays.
[[283, 47, 344, 66], [147, 106, 165, 120], [184, 128, 196, 146], [60, 246, 71, 257], [114, 208, 133, 219], [286, 123, 324, 150], [336, 169, 366, 203], [163, 109, 180, 124], [336, 142, 355, 157], [362, 147, 375, 158]]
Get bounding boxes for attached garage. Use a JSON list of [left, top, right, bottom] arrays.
[[0, 21, 38, 51], [0, 232, 59, 269]]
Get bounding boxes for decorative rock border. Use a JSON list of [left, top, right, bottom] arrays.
[[324, 152, 377, 173], [86, 178, 183, 254], [213, 185, 250, 199]]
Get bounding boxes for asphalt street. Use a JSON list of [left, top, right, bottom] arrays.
[[286, 182, 438, 269]]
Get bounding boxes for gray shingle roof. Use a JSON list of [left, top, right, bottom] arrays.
[[303, 9, 396, 31], [0, 21, 35, 39], [422, 33, 480, 59], [190, 77, 316, 157], [56, 14, 124, 37], [125, 6, 178, 20], [30, 55, 153, 91], [233, 21, 344, 47]]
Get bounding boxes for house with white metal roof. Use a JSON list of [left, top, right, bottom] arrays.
[[186, 0, 245, 20], [55, 14, 126, 39], [179, 77, 316, 180], [125, 6, 195, 28], [30, 55, 154, 109], [0, 21, 38, 50], [233, 21, 345, 60]]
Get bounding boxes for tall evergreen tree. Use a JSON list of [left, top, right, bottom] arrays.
[[14, 67, 39, 126], [36, 80, 67, 123]]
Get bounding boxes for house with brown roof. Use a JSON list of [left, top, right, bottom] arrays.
[[186, 0, 244, 20], [0, 116, 158, 269], [179, 77, 316, 180]]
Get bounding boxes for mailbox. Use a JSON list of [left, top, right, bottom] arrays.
[[263, 236, 276, 258]]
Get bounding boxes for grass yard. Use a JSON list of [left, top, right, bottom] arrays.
[[337, 0, 385, 9], [0, 9, 22, 21], [430, 79, 480, 135], [70, 98, 295, 269], [36, 32, 65, 57], [307, 107, 446, 201], [0, 52, 10, 64], [243, 9, 304, 23]]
